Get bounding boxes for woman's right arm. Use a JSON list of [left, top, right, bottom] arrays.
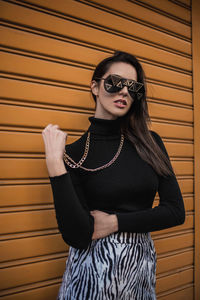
[[42, 124, 94, 249]]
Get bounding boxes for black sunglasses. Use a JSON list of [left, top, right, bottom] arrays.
[[96, 74, 144, 100]]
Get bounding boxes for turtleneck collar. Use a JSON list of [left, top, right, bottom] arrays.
[[88, 116, 122, 137]]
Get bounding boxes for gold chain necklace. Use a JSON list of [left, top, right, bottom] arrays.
[[63, 132, 124, 172]]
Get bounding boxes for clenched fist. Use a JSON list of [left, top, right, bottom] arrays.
[[42, 124, 68, 177]]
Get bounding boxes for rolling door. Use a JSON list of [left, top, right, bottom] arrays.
[[0, 0, 195, 299]]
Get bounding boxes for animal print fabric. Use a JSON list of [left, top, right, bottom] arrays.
[[57, 232, 156, 300]]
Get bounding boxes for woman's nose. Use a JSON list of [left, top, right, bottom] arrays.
[[119, 86, 129, 95]]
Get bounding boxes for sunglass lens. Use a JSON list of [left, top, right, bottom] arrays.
[[104, 75, 121, 93], [134, 82, 144, 92]]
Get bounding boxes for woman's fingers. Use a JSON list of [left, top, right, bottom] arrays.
[[42, 124, 68, 160], [42, 124, 66, 138], [90, 210, 109, 216], [42, 124, 59, 133]]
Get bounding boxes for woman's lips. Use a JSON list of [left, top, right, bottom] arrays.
[[114, 99, 127, 108]]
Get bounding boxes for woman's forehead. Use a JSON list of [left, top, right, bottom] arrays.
[[105, 62, 137, 80]]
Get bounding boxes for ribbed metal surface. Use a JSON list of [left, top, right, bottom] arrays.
[[0, 0, 194, 299]]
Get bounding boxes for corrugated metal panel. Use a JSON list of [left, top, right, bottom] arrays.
[[0, 0, 194, 299], [192, 0, 200, 299]]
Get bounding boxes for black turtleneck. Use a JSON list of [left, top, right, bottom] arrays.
[[49, 116, 185, 249]]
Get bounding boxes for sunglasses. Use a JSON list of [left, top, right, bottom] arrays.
[[96, 74, 144, 100]]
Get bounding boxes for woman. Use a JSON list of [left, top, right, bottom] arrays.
[[42, 51, 185, 300]]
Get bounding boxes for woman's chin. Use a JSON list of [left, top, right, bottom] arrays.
[[111, 109, 130, 118], [95, 106, 130, 120]]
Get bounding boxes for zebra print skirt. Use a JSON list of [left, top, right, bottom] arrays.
[[57, 232, 157, 300]]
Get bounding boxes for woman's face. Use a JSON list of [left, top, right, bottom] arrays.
[[91, 62, 138, 120]]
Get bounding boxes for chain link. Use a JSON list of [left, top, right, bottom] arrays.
[[63, 132, 124, 172], [63, 132, 90, 168]]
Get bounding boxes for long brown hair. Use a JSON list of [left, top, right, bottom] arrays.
[[91, 51, 174, 177]]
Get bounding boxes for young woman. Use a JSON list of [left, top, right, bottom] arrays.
[[42, 51, 185, 300]]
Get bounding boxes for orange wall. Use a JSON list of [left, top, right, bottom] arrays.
[[0, 0, 196, 299]]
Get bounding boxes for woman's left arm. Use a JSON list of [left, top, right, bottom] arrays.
[[92, 173, 185, 236], [92, 131, 185, 237], [115, 131, 185, 233], [115, 171, 185, 233]]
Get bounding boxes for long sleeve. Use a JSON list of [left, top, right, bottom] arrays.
[[116, 131, 185, 233], [49, 172, 94, 249]]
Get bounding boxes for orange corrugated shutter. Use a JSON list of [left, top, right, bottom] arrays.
[[0, 0, 196, 299]]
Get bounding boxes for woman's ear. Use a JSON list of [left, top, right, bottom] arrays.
[[90, 80, 99, 96]]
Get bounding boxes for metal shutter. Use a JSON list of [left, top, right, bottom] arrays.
[[1, 0, 198, 299]]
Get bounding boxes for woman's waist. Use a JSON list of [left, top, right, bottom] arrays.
[[89, 207, 150, 214], [95, 231, 152, 245]]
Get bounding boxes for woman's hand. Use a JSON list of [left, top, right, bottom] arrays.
[[90, 210, 119, 240], [42, 124, 67, 177], [42, 124, 67, 160]]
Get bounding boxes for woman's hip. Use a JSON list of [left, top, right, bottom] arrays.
[[57, 232, 157, 300]]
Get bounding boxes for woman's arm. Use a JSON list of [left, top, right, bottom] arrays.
[[115, 174, 185, 233], [42, 124, 94, 249], [115, 131, 185, 233], [49, 172, 95, 249]]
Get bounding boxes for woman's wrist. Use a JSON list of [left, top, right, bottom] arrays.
[[46, 157, 67, 177], [110, 214, 119, 232]]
